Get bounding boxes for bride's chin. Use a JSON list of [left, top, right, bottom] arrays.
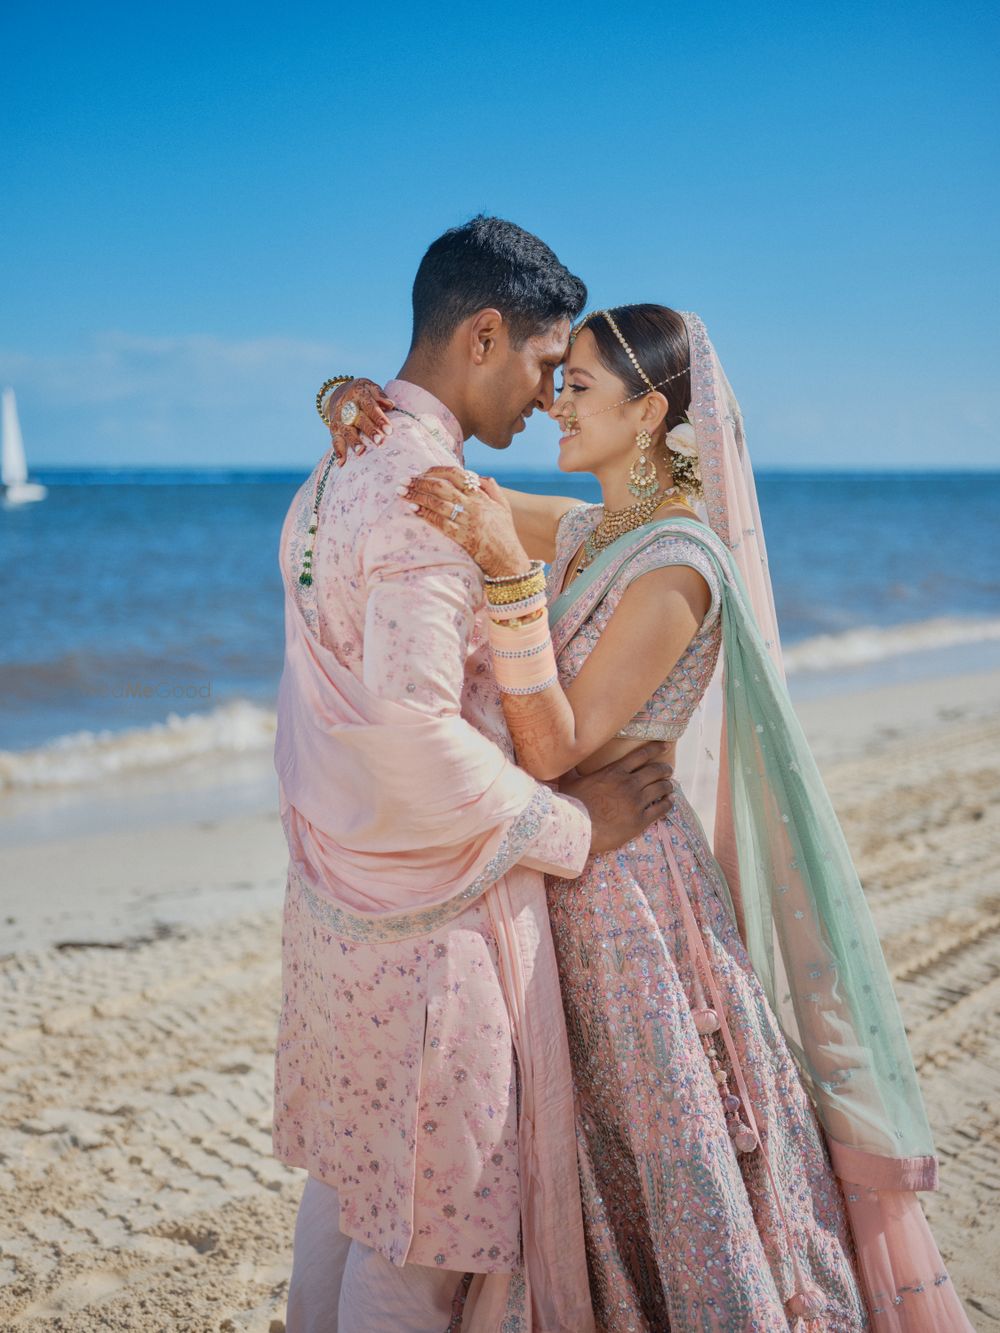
[[557, 442, 584, 473]]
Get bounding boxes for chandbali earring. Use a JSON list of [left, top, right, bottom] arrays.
[[628, 428, 659, 499]]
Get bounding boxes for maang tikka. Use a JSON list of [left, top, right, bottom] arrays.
[[628, 428, 659, 499]]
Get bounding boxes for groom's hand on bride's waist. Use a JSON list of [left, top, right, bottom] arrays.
[[560, 742, 676, 856]]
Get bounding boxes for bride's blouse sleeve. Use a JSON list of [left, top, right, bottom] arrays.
[[599, 532, 722, 631], [550, 515, 721, 636]]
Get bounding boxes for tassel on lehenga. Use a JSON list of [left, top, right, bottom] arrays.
[[682, 877, 974, 1330], [664, 838, 827, 1324], [790, 1317, 826, 1333], [694, 999, 760, 1155]]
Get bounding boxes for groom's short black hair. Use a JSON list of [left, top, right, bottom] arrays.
[[410, 215, 587, 349]]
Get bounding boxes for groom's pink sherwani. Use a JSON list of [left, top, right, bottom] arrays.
[[273, 381, 591, 1285]]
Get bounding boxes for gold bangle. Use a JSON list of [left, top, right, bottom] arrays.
[[316, 375, 355, 423], [485, 572, 547, 606], [501, 608, 547, 629], [486, 581, 546, 607]]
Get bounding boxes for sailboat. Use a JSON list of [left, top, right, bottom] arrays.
[[2, 388, 47, 505]]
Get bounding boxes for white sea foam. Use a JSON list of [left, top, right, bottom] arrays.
[[0, 700, 276, 793], [783, 616, 1000, 674], [3, 617, 1000, 793]]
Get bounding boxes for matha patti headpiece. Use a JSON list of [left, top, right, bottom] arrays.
[[570, 306, 691, 397]]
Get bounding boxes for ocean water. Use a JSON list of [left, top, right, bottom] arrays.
[[1, 467, 998, 789]]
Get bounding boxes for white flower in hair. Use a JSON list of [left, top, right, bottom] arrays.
[[664, 419, 698, 457]]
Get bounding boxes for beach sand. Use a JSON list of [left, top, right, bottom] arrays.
[[1, 670, 997, 1330]]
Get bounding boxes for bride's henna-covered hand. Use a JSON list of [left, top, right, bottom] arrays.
[[401, 467, 532, 579], [322, 378, 396, 466]]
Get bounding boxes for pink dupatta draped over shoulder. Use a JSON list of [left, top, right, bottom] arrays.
[[274, 513, 593, 1333]]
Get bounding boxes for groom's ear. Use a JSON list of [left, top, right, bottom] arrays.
[[467, 308, 504, 365]]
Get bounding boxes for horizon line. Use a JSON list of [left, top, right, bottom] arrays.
[[27, 463, 1000, 478]]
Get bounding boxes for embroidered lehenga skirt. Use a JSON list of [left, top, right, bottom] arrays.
[[546, 789, 869, 1331]]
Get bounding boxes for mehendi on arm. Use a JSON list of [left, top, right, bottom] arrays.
[[498, 564, 711, 782]]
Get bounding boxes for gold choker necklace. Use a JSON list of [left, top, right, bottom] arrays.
[[575, 487, 691, 578]]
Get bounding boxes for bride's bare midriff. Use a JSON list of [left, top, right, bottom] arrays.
[[575, 735, 678, 777]]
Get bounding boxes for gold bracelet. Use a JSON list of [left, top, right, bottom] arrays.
[[501, 608, 547, 629], [485, 571, 547, 606], [316, 375, 355, 424]]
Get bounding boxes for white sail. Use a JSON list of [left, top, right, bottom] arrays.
[[2, 388, 28, 488], [1, 387, 46, 503]]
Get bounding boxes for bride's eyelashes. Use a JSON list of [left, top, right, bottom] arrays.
[[556, 381, 588, 395]]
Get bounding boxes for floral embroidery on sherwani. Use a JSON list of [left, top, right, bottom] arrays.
[[273, 382, 591, 1279]]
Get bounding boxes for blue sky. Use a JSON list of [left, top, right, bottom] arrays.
[[2, 1, 998, 471]]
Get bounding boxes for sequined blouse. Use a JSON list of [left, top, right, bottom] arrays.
[[548, 503, 723, 742]]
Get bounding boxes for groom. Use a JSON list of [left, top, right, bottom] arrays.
[[273, 216, 675, 1332]]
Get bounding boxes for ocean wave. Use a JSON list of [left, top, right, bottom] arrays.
[[783, 616, 1000, 674], [4, 616, 1000, 792], [0, 700, 276, 792]]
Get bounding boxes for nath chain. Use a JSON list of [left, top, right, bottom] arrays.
[[567, 368, 692, 429]]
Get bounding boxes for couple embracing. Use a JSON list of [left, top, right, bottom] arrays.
[[271, 216, 969, 1331]]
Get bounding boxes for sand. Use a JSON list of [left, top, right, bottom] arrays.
[[1, 670, 997, 1330]]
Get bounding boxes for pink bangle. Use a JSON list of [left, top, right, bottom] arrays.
[[489, 614, 552, 650], [498, 674, 558, 696], [489, 616, 558, 693]]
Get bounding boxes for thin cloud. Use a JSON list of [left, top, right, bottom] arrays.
[[0, 332, 347, 465]]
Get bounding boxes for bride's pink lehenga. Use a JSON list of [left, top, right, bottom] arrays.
[[543, 504, 970, 1331]]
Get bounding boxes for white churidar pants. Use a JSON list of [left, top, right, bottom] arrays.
[[286, 1175, 482, 1333]]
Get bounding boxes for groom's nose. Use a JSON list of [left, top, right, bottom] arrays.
[[535, 369, 556, 411]]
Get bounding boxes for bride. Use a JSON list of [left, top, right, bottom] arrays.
[[326, 307, 971, 1330]]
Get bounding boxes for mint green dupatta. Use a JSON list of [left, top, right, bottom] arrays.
[[549, 516, 938, 1192]]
